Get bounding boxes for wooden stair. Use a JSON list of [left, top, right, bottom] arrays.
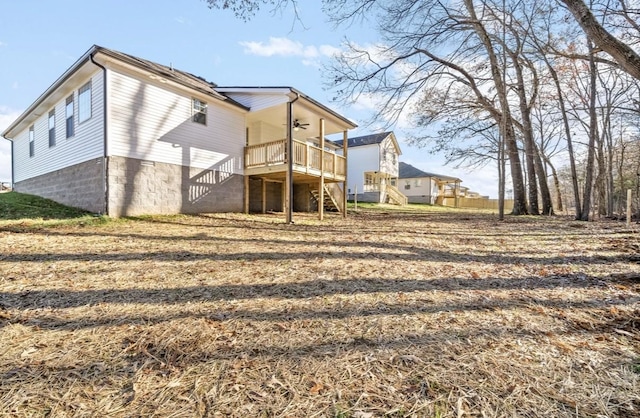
[[385, 184, 408, 206], [310, 184, 341, 212]]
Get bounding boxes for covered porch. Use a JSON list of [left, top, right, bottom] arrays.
[[216, 87, 357, 222], [361, 171, 407, 205]]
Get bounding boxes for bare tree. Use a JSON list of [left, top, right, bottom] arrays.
[[560, 0, 640, 80]]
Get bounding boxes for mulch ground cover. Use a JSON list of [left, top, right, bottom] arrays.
[[1, 208, 639, 417]]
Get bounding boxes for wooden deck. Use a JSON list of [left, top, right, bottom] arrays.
[[244, 139, 346, 181]]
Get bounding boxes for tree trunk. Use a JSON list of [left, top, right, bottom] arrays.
[[541, 56, 582, 218], [463, 0, 528, 214], [512, 53, 540, 214], [581, 40, 599, 220], [534, 143, 554, 215]]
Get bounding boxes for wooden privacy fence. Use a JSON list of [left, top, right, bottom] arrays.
[[442, 197, 515, 211]]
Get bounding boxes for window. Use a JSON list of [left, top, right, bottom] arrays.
[[415, 179, 422, 187], [29, 125, 35, 157], [65, 95, 74, 138], [78, 81, 92, 123], [48, 110, 56, 147], [192, 98, 207, 125], [404, 184, 411, 190]]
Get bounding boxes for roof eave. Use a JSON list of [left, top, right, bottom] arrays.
[[2, 45, 101, 138], [216, 86, 357, 129]]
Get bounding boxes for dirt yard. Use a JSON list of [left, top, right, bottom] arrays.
[[1, 208, 639, 417]]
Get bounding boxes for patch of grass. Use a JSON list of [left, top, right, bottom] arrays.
[[0, 191, 107, 228], [347, 201, 497, 215]]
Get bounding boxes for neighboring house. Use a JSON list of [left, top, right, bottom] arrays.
[[1, 45, 357, 219], [398, 162, 462, 206], [333, 131, 406, 205]]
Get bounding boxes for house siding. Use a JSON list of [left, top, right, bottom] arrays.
[[108, 156, 243, 216], [379, 137, 399, 177], [107, 69, 246, 174], [14, 158, 105, 213], [400, 176, 437, 204], [12, 70, 105, 183], [344, 144, 379, 194]]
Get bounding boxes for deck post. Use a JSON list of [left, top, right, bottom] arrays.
[[262, 178, 267, 214], [285, 97, 296, 224], [282, 179, 287, 214], [244, 175, 249, 214], [319, 118, 325, 220], [342, 130, 348, 218]]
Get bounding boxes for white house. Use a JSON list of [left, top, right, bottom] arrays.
[[398, 162, 462, 205], [333, 131, 406, 205], [1, 45, 357, 219]]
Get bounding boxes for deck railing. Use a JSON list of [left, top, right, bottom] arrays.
[[245, 139, 345, 179], [245, 139, 286, 168]]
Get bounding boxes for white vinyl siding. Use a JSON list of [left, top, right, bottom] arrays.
[[379, 137, 399, 177], [12, 71, 105, 183], [401, 176, 436, 201], [107, 70, 245, 173], [343, 144, 380, 194]]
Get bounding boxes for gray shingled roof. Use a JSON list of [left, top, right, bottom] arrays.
[[398, 162, 461, 182], [333, 131, 392, 147], [97, 46, 232, 102]]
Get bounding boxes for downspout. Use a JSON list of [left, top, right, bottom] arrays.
[[10, 140, 14, 189], [286, 90, 300, 224], [90, 53, 109, 216]]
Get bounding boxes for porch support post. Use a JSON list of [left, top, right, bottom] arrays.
[[244, 175, 249, 214], [282, 180, 286, 213], [342, 130, 348, 218], [285, 97, 295, 224], [318, 118, 325, 221], [262, 178, 267, 214]]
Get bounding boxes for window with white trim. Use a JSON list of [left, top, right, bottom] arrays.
[[65, 95, 75, 138], [192, 98, 207, 125], [48, 110, 56, 147], [29, 125, 35, 157], [78, 81, 92, 123]]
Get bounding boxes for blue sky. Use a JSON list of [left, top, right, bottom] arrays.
[[0, 0, 500, 197]]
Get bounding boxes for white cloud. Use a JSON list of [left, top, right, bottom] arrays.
[[0, 41, 6, 47], [12, 81, 18, 89], [239, 37, 340, 63], [0, 107, 21, 183]]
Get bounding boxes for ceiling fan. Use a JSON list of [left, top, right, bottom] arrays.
[[292, 119, 310, 131]]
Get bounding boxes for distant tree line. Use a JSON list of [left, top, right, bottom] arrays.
[[205, 0, 640, 220]]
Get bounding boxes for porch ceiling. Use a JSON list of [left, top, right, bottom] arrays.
[[246, 99, 354, 139]]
